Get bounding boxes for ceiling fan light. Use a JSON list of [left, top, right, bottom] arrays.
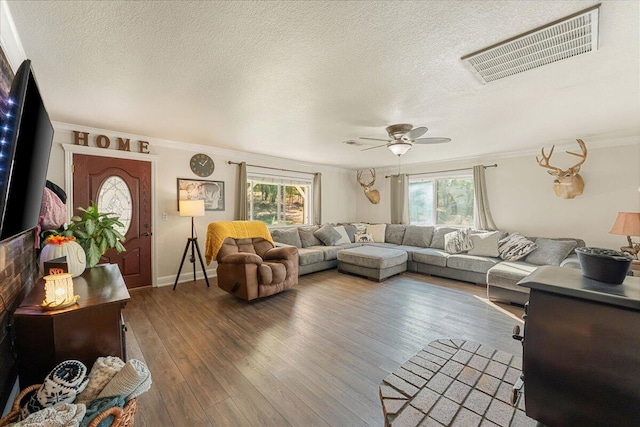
[[388, 142, 412, 156]]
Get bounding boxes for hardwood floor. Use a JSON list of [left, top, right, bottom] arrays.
[[124, 270, 524, 427]]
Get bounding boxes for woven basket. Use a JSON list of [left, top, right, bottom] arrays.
[[0, 384, 137, 427]]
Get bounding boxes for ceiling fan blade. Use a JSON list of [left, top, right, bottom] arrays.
[[360, 144, 387, 151], [360, 137, 390, 142], [405, 126, 428, 140], [413, 137, 451, 144]]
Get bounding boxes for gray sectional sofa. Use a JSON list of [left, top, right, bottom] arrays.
[[270, 223, 584, 305]]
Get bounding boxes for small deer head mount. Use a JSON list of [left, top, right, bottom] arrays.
[[537, 139, 588, 199], [356, 168, 380, 204]]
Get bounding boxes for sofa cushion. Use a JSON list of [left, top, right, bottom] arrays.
[[366, 243, 416, 261], [444, 228, 472, 254], [297, 248, 324, 265], [332, 226, 351, 245], [314, 223, 341, 246], [394, 245, 427, 261], [447, 254, 501, 274], [431, 227, 459, 249], [339, 242, 364, 249], [402, 225, 434, 248], [498, 233, 537, 261], [270, 228, 302, 248], [367, 224, 386, 243], [298, 226, 323, 248], [560, 254, 581, 269], [467, 231, 501, 257], [313, 245, 342, 261], [385, 224, 407, 245], [487, 261, 538, 292], [524, 238, 577, 266], [412, 248, 450, 267], [337, 246, 407, 269]]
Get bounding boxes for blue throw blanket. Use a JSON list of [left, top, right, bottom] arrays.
[[80, 396, 125, 427]]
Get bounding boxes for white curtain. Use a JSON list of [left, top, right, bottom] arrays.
[[313, 173, 322, 225], [235, 162, 248, 220], [390, 174, 409, 224], [473, 165, 497, 230]]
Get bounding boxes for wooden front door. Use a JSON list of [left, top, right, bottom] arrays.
[[73, 154, 152, 288]]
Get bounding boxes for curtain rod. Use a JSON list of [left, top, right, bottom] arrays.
[[227, 161, 318, 175], [384, 164, 498, 179]]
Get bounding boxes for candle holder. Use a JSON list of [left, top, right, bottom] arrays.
[[41, 273, 80, 311]]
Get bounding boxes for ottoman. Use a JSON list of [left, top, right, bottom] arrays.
[[337, 246, 407, 281]]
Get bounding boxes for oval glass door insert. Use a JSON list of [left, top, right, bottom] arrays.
[[97, 176, 132, 236]]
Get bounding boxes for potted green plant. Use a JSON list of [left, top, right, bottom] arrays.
[[60, 202, 127, 268]]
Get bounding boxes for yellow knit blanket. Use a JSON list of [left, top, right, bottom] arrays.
[[205, 221, 273, 264]]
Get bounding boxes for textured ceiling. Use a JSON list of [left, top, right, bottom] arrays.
[[5, 0, 640, 168]]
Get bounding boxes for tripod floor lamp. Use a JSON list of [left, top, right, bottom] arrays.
[[173, 199, 210, 290]]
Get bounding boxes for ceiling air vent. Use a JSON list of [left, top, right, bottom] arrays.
[[461, 4, 600, 84]]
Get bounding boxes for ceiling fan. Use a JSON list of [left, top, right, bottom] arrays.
[[359, 124, 451, 156]]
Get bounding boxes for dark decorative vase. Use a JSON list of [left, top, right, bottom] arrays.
[[575, 247, 633, 285]]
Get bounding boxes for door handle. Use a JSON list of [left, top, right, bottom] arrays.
[[142, 232, 152, 237]]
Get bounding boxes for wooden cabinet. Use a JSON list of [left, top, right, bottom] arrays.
[[519, 266, 640, 427], [14, 264, 130, 388]]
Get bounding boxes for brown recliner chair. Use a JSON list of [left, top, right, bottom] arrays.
[[216, 237, 298, 301]]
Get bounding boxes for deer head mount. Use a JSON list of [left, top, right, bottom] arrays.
[[537, 139, 588, 199], [356, 169, 380, 204]]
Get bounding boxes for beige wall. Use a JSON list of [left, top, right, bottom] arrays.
[[355, 141, 640, 249], [47, 125, 357, 286]]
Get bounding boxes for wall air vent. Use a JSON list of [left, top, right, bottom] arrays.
[[461, 4, 600, 84]]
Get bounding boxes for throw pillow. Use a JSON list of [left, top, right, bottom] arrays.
[[298, 226, 323, 248], [431, 226, 460, 249], [351, 223, 368, 234], [354, 233, 374, 243], [339, 223, 357, 242], [498, 233, 537, 261], [402, 225, 434, 248], [524, 238, 577, 266], [468, 231, 501, 257], [385, 224, 407, 245], [444, 228, 473, 254], [332, 225, 351, 245], [270, 228, 302, 248], [314, 223, 341, 246], [367, 224, 386, 243]]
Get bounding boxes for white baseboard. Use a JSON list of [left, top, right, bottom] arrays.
[[156, 269, 217, 287]]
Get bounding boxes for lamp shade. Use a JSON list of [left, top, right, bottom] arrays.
[[179, 199, 205, 217], [609, 212, 640, 236], [42, 272, 78, 310], [388, 142, 412, 156]]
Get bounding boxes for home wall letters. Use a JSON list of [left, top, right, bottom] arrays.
[[73, 130, 150, 154]]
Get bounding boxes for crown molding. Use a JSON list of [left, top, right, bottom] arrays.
[[0, 0, 27, 71], [357, 134, 640, 176], [53, 121, 351, 174]]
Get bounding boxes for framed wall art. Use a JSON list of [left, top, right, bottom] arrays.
[[177, 178, 224, 211]]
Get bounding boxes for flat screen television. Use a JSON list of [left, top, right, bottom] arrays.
[[0, 59, 54, 241]]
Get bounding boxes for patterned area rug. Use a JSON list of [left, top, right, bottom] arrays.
[[379, 339, 538, 426]]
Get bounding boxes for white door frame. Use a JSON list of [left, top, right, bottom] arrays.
[[63, 143, 159, 287]]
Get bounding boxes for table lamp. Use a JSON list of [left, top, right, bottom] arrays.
[[173, 200, 210, 289], [41, 272, 79, 310], [609, 212, 640, 259]]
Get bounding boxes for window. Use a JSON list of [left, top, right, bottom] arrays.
[[97, 176, 132, 235], [409, 175, 474, 226], [247, 167, 313, 225]]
